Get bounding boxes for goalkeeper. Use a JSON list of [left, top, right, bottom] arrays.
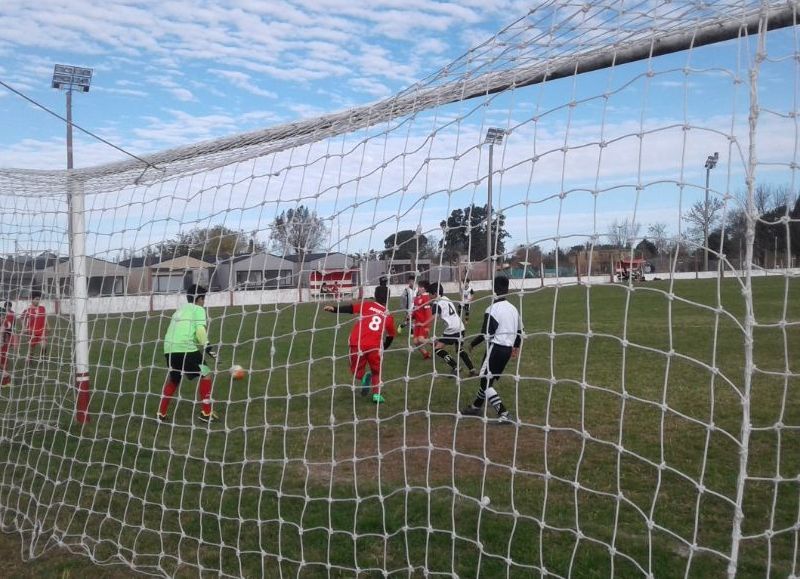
[[157, 284, 219, 423]]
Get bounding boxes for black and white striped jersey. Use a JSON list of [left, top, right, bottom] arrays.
[[471, 298, 522, 348], [434, 295, 464, 335]]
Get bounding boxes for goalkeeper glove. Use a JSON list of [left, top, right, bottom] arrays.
[[204, 345, 217, 359]]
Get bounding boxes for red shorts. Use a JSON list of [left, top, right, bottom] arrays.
[[29, 332, 46, 346], [413, 325, 430, 339], [349, 346, 381, 383]]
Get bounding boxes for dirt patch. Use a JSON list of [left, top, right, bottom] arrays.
[[295, 414, 582, 489]]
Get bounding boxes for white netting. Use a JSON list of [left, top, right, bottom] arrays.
[[1, 1, 799, 577]]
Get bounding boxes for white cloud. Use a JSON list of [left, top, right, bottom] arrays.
[[207, 69, 277, 99], [168, 87, 195, 102]]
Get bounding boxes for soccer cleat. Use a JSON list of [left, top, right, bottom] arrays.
[[156, 412, 168, 422], [449, 366, 459, 377], [496, 412, 515, 426], [198, 410, 220, 424], [360, 373, 372, 396], [372, 393, 385, 404], [460, 405, 482, 417]]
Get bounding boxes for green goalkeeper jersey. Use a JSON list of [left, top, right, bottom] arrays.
[[164, 303, 207, 354]]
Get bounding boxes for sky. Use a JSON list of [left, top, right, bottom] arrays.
[[0, 0, 797, 259]]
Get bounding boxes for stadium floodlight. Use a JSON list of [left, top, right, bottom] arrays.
[[703, 152, 719, 271], [52, 64, 93, 170], [51, 64, 93, 92], [485, 128, 505, 280]]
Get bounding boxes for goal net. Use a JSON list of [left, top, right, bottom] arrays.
[[1, 1, 798, 576]]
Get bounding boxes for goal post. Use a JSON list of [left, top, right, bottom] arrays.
[[0, 2, 798, 577]]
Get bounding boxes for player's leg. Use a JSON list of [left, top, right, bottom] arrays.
[[455, 332, 477, 376], [414, 326, 431, 359], [193, 351, 218, 423], [159, 353, 183, 420], [0, 337, 10, 385], [461, 345, 513, 422], [366, 350, 384, 403], [434, 337, 458, 375], [350, 346, 371, 397]]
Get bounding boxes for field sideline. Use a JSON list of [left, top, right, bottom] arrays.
[[0, 277, 798, 577]]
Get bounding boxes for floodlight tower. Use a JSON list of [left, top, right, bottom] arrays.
[[52, 64, 93, 424], [485, 128, 505, 280], [703, 152, 719, 271]]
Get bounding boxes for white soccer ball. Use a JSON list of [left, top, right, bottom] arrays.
[[481, 495, 491, 506]]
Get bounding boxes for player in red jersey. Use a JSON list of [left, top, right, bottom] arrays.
[[324, 285, 396, 404], [1, 301, 15, 385], [412, 280, 432, 359], [19, 291, 47, 363]]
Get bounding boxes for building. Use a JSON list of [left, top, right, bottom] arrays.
[[39, 256, 128, 297], [211, 253, 294, 290], [149, 256, 212, 293]]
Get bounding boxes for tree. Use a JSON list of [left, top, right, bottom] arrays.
[[683, 198, 726, 247], [635, 238, 658, 258], [149, 225, 260, 261], [270, 206, 328, 260], [381, 230, 429, 260], [510, 244, 543, 268], [647, 223, 670, 256], [442, 204, 510, 262], [607, 218, 641, 248]]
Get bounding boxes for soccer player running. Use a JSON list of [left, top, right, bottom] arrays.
[[19, 291, 47, 364], [429, 283, 477, 378], [411, 280, 433, 360], [398, 275, 416, 335], [158, 285, 219, 423], [1, 301, 15, 385], [461, 276, 522, 425], [324, 285, 396, 404]]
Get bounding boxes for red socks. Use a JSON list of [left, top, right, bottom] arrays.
[[159, 378, 178, 416], [198, 377, 213, 415]]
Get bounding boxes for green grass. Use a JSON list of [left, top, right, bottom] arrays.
[[1, 277, 799, 577]]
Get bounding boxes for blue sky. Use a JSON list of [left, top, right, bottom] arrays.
[[0, 0, 530, 169], [1, 1, 797, 258]]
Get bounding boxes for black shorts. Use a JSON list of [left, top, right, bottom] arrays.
[[438, 331, 465, 347], [165, 351, 204, 381], [481, 344, 513, 377]]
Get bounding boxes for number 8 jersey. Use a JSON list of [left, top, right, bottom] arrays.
[[349, 300, 397, 350]]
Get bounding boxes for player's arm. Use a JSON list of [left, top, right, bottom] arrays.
[[383, 315, 396, 350], [324, 304, 355, 314], [470, 312, 498, 348]]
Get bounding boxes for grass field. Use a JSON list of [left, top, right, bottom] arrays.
[[0, 277, 798, 578]]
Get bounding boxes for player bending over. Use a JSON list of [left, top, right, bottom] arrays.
[[429, 283, 477, 378], [158, 285, 219, 423], [324, 285, 396, 404], [411, 280, 433, 360], [461, 276, 522, 425], [19, 291, 47, 364]]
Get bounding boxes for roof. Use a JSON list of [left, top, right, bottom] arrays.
[[119, 255, 161, 268], [153, 255, 213, 271]]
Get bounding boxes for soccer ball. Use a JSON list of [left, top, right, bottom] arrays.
[[229, 365, 247, 381]]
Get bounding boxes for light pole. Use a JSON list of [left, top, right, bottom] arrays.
[[52, 64, 93, 424], [52, 65, 92, 169], [485, 128, 505, 280], [703, 152, 719, 271]]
